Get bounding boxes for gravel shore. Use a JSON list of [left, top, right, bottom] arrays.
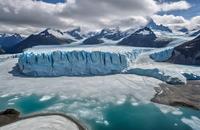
[[151, 80, 200, 110]]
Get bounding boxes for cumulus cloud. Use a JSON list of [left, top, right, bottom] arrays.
[[190, 16, 200, 30], [152, 14, 200, 31], [159, 1, 191, 12], [152, 15, 189, 31]]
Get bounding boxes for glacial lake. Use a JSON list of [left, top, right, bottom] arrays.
[[0, 94, 199, 130]]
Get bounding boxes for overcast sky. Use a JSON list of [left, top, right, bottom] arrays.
[[0, 0, 199, 35]]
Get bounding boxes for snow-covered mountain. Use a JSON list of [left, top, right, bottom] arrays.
[[83, 28, 125, 45], [190, 30, 200, 37], [65, 27, 83, 40], [118, 27, 170, 48], [147, 19, 172, 33], [0, 33, 24, 52], [169, 35, 200, 65], [12, 29, 80, 53]]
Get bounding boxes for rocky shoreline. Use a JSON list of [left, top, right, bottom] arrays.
[[152, 80, 200, 110], [0, 109, 87, 130]]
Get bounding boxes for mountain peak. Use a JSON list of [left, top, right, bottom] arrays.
[[100, 27, 120, 35], [147, 19, 172, 33], [39, 28, 63, 36], [135, 27, 154, 35], [66, 27, 83, 40]]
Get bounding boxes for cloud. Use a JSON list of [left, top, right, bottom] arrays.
[[0, 0, 67, 27], [152, 14, 189, 31], [152, 14, 200, 31], [0, 0, 159, 35], [159, 1, 191, 12], [0, 0, 196, 35], [190, 16, 200, 30]]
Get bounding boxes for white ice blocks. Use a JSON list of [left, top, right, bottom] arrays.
[[18, 46, 150, 76]]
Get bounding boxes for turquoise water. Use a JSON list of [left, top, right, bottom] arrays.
[[0, 94, 199, 130]]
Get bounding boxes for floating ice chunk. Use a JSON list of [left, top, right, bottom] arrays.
[[171, 109, 183, 116], [181, 116, 200, 130], [39, 95, 53, 102]]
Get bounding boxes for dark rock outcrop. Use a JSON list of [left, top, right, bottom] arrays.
[[169, 35, 200, 65], [0, 109, 20, 127], [151, 81, 200, 110]]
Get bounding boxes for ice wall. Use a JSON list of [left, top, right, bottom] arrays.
[[18, 46, 150, 76], [150, 47, 174, 62]]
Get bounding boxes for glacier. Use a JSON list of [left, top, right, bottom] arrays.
[[17, 45, 200, 84], [18, 46, 151, 76]]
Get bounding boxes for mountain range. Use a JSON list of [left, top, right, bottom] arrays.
[[0, 20, 196, 54]]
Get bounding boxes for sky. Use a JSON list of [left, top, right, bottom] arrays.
[[0, 0, 199, 35]]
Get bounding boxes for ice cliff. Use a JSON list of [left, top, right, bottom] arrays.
[[17, 46, 200, 85], [18, 46, 150, 76]]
